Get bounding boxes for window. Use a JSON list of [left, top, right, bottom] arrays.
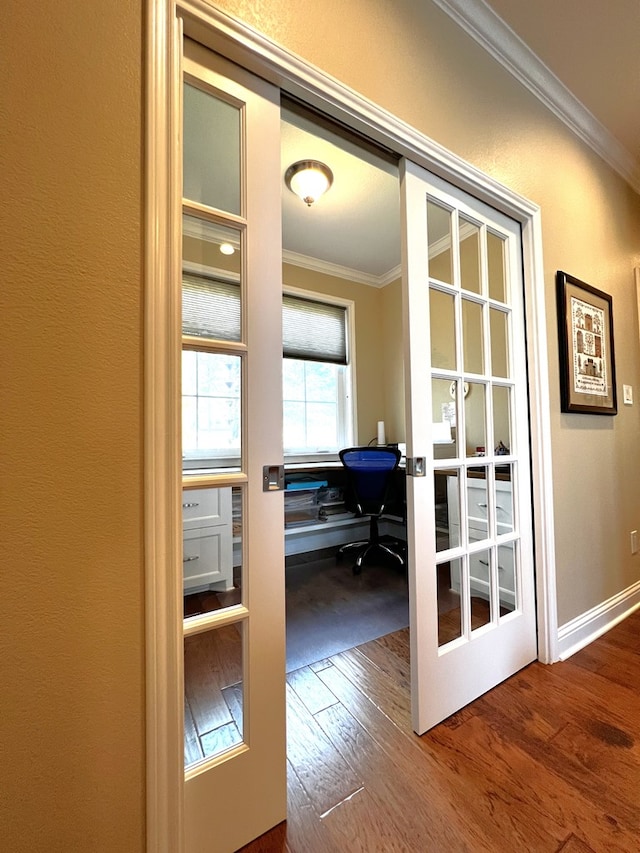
[[282, 292, 353, 458], [182, 274, 354, 465], [182, 349, 241, 461]]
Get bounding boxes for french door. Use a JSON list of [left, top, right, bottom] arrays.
[[180, 40, 286, 852], [151, 12, 546, 849], [401, 160, 537, 733]]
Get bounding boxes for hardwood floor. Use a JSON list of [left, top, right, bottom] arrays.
[[240, 609, 640, 852]]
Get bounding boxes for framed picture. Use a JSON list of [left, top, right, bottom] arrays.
[[556, 271, 617, 415]]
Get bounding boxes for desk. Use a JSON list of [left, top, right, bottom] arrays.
[[283, 462, 406, 557]]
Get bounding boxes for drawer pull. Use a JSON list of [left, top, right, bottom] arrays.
[[478, 558, 504, 571], [477, 502, 488, 509], [183, 502, 200, 509], [183, 555, 200, 563]]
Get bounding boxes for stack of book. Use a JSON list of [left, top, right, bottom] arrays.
[[317, 485, 355, 523], [284, 476, 328, 528]]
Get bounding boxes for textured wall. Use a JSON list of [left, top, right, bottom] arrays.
[[1, 1, 144, 850]]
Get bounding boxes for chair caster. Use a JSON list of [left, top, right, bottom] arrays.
[[352, 563, 362, 575]]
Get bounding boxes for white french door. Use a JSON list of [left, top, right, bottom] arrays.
[[401, 160, 537, 733], [180, 40, 286, 852]]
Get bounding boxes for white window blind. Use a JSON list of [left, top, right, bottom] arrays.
[[283, 294, 347, 364], [182, 273, 240, 341]]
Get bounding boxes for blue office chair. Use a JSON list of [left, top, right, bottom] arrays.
[[337, 446, 405, 575]]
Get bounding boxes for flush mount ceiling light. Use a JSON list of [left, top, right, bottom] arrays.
[[219, 242, 235, 255], [284, 160, 333, 207]]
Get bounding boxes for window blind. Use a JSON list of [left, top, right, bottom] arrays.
[[283, 294, 347, 364], [182, 273, 240, 341]]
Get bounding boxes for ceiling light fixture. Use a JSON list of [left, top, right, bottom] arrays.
[[219, 242, 235, 255], [284, 160, 333, 207]]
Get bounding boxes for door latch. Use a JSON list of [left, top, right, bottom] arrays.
[[263, 464, 285, 491], [406, 456, 426, 477]]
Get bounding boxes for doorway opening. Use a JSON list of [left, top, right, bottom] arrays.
[[279, 99, 410, 674]]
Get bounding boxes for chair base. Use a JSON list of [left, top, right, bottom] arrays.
[[337, 536, 405, 575]]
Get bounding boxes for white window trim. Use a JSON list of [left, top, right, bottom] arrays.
[[283, 285, 356, 462], [146, 3, 557, 852]]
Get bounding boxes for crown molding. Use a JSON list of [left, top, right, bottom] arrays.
[[432, 0, 640, 195], [282, 249, 401, 288]]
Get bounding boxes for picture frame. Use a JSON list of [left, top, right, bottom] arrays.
[[556, 271, 617, 415]]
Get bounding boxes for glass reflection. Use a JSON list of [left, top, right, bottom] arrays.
[[470, 548, 492, 631], [466, 465, 488, 543], [427, 199, 453, 284], [487, 231, 506, 302], [492, 385, 512, 457], [182, 351, 241, 468], [489, 308, 509, 378], [463, 299, 484, 374], [435, 470, 460, 551], [430, 288, 456, 370], [464, 383, 486, 459], [183, 485, 243, 616], [182, 215, 242, 342], [184, 621, 244, 768], [459, 215, 481, 294], [438, 558, 463, 646], [432, 378, 457, 460], [495, 464, 514, 535], [183, 82, 241, 215], [498, 542, 516, 615]]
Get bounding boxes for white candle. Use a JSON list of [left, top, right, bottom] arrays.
[[377, 420, 386, 445]]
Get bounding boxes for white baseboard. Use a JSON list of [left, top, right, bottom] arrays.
[[557, 579, 640, 660]]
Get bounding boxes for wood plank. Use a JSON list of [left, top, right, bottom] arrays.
[[184, 625, 243, 735], [285, 681, 362, 817], [556, 833, 598, 853], [316, 653, 504, 850], [354, 631, 411, 691], [329, 646, 412, 730], [427, 709, 639, 852], [287, 665, 339, 716], [184, 699, 203, 767], [200, 720, 242, 758], [320, 785, 433, 853], [315, 699, 478, 851], [281, 760, 341, 853]]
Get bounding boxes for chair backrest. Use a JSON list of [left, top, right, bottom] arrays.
[[339, 446, 401, 516]]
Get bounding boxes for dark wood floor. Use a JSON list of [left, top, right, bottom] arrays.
[[241, 608, 640, 852]]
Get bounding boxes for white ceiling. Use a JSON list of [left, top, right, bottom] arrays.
[[281, 0, 640, 283], [281, 106, 400, 285]]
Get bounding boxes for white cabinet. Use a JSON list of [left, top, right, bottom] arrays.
[[447, 475, 515, 605], [182, 486, 233, 593]]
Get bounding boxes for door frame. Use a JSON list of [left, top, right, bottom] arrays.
[[145, 2, 558, 851]]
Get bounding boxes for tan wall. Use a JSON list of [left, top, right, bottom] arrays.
[[2, 2, 144, 851], [5, 0, 640, 850]]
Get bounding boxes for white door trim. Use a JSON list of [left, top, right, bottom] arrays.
[[145, 2, 559, 850], [145, 4, 183, 853]]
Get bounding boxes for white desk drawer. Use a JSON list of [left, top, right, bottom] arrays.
[[467, 479, 513, 530], [183, 526, 233, 591], [470, 543, 514, 592], [182, 486, 232, 530]]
